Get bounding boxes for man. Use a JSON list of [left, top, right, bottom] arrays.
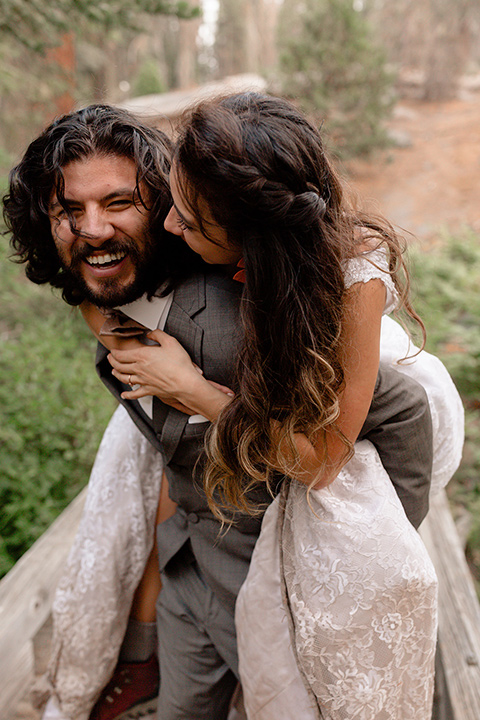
[[4, 104, 433, 720]]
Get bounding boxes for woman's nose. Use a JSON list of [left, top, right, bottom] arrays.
[[164, 206, 183, 236]]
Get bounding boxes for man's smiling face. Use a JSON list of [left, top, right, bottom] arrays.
[[49, 153, 158, 307]]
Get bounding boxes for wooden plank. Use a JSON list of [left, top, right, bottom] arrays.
[[0, 488, 86, 719], [420, 489, 480, 719], [0, 640, 35, 720]]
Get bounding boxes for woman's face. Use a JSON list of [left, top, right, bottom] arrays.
[[164, 165, 242, 266]]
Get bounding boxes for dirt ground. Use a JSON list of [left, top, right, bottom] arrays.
[[345, 92, 480, 243]]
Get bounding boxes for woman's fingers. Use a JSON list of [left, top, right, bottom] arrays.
[[206, 380, 234, 397], [111, 368, 136, 386], [146, 328, 168, 344], [107, 352, 136, 371], [120, 385, 201, 415]]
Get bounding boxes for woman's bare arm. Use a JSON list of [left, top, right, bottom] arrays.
[[291, 278, 386, 489], [81, 302, 230, 415]]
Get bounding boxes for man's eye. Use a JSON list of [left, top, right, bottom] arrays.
[[108, 199, 132, 209], [52, 207, 80, 220]]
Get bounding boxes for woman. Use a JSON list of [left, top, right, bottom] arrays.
[[107, 92, 463, 719]]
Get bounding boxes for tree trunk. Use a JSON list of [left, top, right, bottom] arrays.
[[423, 0, 470, 101]]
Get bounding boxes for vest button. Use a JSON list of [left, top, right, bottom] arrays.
[[187, 512, 199, 524]]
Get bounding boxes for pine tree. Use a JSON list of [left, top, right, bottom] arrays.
[[277, 0, 394, 157], [0, 0, 199, 51]]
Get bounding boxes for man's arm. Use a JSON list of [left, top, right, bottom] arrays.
[[359, 362, 433, 529]]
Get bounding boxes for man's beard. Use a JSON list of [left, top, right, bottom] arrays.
[[60, 230, 162, 308]]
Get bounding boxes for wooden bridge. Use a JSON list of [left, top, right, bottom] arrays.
[[0, 488, 479, 719]]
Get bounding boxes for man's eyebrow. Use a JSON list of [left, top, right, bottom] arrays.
[[103, 188, 137, 201]]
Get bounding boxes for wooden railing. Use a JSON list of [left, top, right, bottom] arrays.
[[0, 489, 86, 719], [420, 491, 480, 719], [1, 489, 479, 719]]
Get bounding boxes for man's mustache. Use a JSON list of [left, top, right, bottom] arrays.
[[68, 238, 136, 265]]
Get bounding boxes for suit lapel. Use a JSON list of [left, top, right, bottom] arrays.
[[95, 342, 163, 453], [153, 273, 207, 463]]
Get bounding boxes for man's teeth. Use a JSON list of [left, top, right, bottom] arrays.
[[86, 252, 126, 266]]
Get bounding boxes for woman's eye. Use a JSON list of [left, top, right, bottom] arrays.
[[177, 217, 191, 231]]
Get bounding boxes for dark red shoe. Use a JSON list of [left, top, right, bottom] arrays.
[[89, 655, 159, 720]]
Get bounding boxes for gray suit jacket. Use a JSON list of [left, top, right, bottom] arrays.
[[96, 268, 433, 612]]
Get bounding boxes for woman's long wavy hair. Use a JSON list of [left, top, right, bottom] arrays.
[[3, 104, 200, 305], [174, 92, 423, 519]]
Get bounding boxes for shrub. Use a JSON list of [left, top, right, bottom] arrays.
[[132, 58, 165, 97], [409, 229, 480, 590], [0, 236, 115, 577]]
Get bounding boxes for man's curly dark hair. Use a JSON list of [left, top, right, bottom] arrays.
[[3, 104, 200, 305]]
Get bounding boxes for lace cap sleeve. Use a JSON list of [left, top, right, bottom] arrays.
[[344, 248, 399, 315]]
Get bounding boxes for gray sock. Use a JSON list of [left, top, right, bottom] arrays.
[[119, 618, 157, 663]]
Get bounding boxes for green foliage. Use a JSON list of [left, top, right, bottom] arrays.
[[0, 39, 73, 157], [0, 0, 200, 51], [276, 0, 394, 158], [409, 229, 480, 588], [0, 234, 116, 577], [132, 58, 166, 97], [409, 230, 480, 399]]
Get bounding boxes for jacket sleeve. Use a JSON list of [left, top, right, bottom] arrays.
[[358, 361, 433, 528]]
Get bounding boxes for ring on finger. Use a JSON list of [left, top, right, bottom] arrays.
[[128, 374, 132, 385]]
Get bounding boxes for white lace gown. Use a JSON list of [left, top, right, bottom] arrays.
[[43, 251, 464, 720], [235, 252, 464, 720]]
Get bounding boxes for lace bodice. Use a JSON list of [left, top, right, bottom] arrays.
[[344, 248, 398, 314]]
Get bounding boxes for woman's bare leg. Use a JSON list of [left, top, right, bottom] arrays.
[[121, 472, 177, 647], [129, 473, 176, 622]]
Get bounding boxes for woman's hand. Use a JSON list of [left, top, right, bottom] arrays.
[[107, 329, 234, 420]]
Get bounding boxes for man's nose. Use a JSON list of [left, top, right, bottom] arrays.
[[77, 209, 115, 244], [164, 206, 182, 236]]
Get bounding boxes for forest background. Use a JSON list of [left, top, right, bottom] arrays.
[[1, 0, 480, 592]]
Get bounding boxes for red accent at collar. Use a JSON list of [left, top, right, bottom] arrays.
[[232, 257, 245, 283]]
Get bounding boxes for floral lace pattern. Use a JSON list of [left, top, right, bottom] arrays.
[[237, 442, 438, 720], [343, 248, 399, 314], [45, 406, 164, 720], [281, 447, 438, 720]]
